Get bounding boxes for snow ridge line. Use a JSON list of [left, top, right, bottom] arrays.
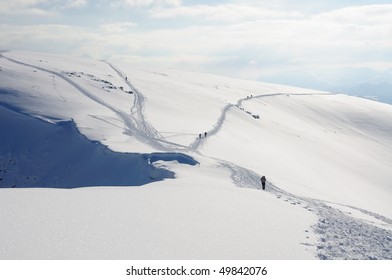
[[3, 56, 121, 149], [0, 54, 185, 151], [219, 161, 392, 260], [104, 61, 242, 153], [0, 54, 138, 131], [98, 63, 331, 153]]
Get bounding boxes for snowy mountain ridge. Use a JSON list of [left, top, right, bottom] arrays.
[[0, 51, 391, 260]]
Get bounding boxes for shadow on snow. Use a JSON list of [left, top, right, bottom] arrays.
[[0, 99, 197, 189]]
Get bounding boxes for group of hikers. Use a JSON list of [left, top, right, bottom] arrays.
[[198, 132, 208, 139]]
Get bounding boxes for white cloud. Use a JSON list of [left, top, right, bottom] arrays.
[[121, 0, 181, 7], [1, 2, 391, 80], [0, 0, 44, 9], [142, 4, 392, 75], [0, 24, 98, 56], [100, 22, 138, 33], [0, 0, 53, 15], [66, 0, 88, 8], [150, 4, 302, 21], [0, 0, 88, 15]]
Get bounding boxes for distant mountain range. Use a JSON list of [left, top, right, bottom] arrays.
[[261, 67, 392, 104]]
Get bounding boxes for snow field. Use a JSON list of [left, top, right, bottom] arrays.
[[1, 51, 391, 259], [201, 94, 392, 219], [0, 159, 317, 259]]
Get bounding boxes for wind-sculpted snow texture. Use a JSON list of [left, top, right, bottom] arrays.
[[0, 104, 177, 188], [0, 53, 195, 188], [0, 54, 188, 152], [148, 153, 199, 165], [1, 51, 391, 260], [219, 162, 392, 259]]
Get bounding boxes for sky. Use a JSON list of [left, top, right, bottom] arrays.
[[1, 0, 392, 90]]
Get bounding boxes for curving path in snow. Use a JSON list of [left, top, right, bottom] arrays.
[[105, 61, 193, 151], [189, 94, 289, 151], [2, 52, 391, 259], [101, 66, 392, 259], [105, 62, 330, 153], [187, 93, 330, 151], [0, 54, 187, 151], [100, 62, 333, 154], [220, 161, 392, 259], [105, 61, 233, 152]]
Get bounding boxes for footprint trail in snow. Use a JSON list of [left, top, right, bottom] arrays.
[[98, 62, 392, 260], [220, 161, 392, 260], [0, 54, 186, 151], [2, 53, 390, 259]]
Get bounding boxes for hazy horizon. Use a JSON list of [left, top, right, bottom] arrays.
[[1, 0, 391, 102]]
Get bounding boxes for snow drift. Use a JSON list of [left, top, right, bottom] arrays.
[[0, 51, 391, 260], [0, 103, 196, 188]]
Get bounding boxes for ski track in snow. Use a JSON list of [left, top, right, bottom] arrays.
[[102, 61, 331, 153], [219, 161, 392, 260], [2, 52, 391, 259], [0, 54, 187, 151], [104, 62, 187, 151], [100, 62, 330, 154]]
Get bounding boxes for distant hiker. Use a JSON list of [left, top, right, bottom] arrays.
[[260, 176, 266, 190], [199, 133, 201, 139], [125, 76, 127, 81], [204, 132, 207, 138]]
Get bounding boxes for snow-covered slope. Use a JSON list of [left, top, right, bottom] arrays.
[[0, 51, 391, 260]]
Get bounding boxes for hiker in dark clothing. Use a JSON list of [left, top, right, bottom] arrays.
[[204, 132, 207, 138], [260, 176, 266, 190], [199, 133, 201, 139]]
